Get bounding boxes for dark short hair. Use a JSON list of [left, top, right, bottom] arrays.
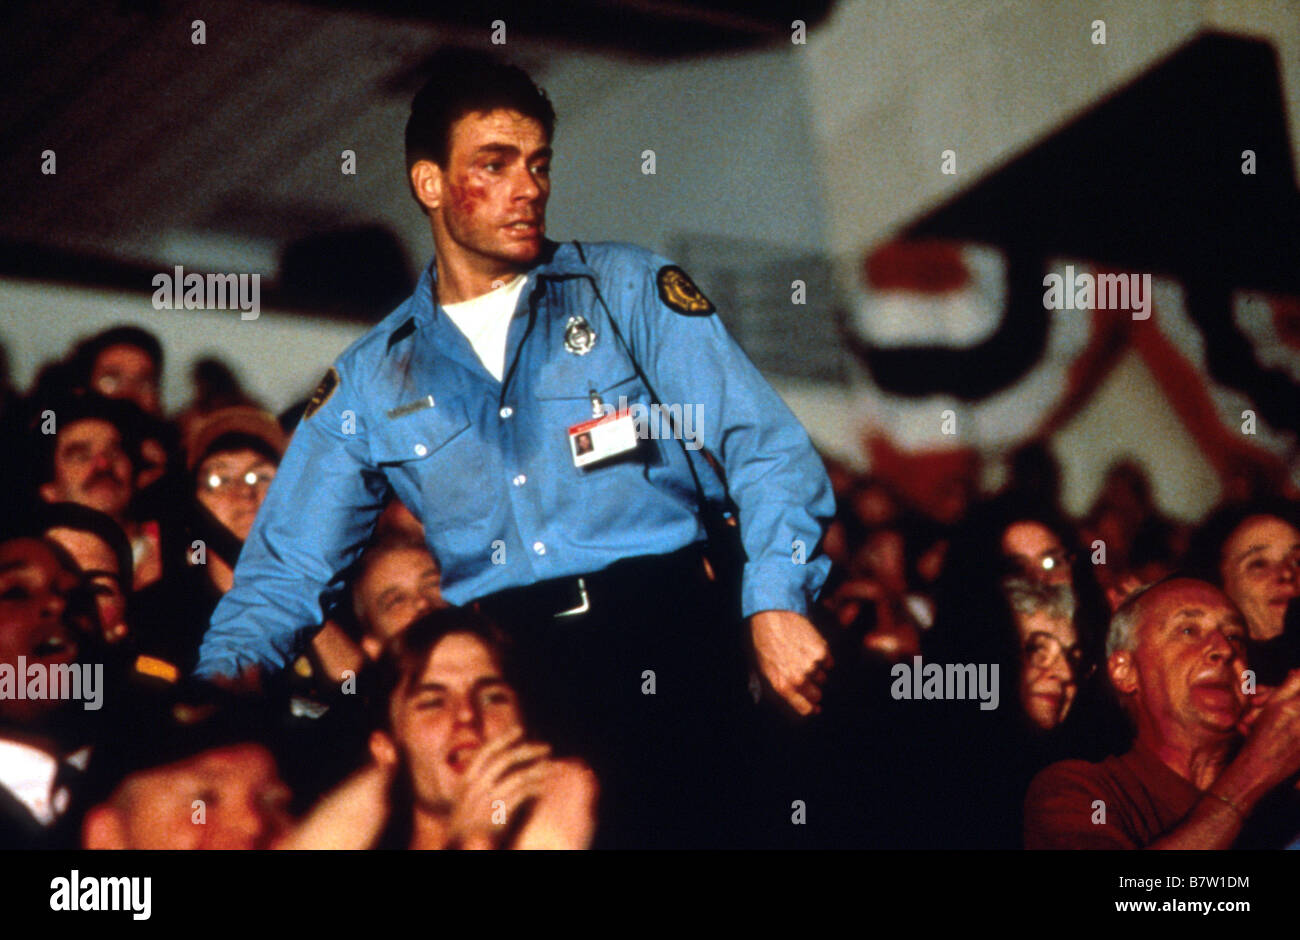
[[346, 530, 433, 636], [70, 325, 164, 382], [1184, 498, 1300, 585], [370, 607, 518, 730], [0, 516, 49, 551], [32, 392, 144, 486], [82, 700, 279, 809], [404, 50, 555, 201], [37, 502, 133, 588]]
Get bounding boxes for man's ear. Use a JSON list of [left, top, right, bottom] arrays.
[[82, 805, 129, 850], [370, 730, 398, 768], [1109, 650, 1138, 695], [38, 482, 59, 503], [409, 160, 442, 213]]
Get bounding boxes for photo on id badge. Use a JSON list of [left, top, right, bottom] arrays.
[[568, 406, 640, 468]]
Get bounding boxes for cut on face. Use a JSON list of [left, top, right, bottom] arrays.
[[424, 109, 552, 294]]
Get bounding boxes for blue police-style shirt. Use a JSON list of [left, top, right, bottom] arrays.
[[195, 241, 833, 679]]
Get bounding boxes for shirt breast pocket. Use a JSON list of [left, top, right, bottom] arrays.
[[368, 400, 487, 527], [533, 367, 641, 409], [533, 369, 661, 479]]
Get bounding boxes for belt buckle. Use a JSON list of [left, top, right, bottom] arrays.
[[554, 577, 590, 618]]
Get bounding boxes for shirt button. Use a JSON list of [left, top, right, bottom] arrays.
[[499, 406, 514, 419], [512, 474, 527, 487], [532, 541, 546, 555], [413, 443, 428, 457]]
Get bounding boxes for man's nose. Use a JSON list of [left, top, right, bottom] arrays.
[[453, 694, 481, 731], [38, 587, 67, 622], [1204, 630, 1234, 661], [514, 166, 542, 201]]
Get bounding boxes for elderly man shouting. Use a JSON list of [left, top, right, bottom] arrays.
[[1024, 577, 1300, 849]]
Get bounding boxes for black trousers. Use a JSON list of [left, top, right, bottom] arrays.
[[478, 543, 756, 848]]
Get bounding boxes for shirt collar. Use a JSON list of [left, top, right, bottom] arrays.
[[0, 738, 62, 826], [395, 240, 596, 341], [1128, 740, 1204, 800]]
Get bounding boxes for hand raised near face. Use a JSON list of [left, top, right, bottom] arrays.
[[1233, 669, 1300, 795], [447, 728, 552, 849], [273, 761, 396, 850], [510, 758, 599, 850]]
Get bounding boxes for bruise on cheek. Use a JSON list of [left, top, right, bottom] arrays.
[[448, 176, 487, 214]]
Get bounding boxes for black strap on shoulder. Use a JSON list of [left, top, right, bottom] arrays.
[[570, 240, 737, 521]]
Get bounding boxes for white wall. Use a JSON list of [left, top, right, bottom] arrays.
[[537, 49, 830, 255], [775, 356, 1223, 523], [1051, 350, 1225, 520], [802, 0, 1300, 257], [0, 279, 364, 416]]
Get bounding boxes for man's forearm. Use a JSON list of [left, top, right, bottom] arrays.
[[1146, 794, 1246, 850], [1146, 763, 1271, 850], [195, 582, 303, 679]]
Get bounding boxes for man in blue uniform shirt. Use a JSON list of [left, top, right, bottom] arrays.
[[196, 54, 834, 845]]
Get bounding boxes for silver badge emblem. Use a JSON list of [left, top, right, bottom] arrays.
[[563, 316, 597, 355]]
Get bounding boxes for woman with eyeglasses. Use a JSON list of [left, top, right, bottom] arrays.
[[1005, 579, 1093, 732], [129, 408, 286, 678], [905, 496, 1126, 848]]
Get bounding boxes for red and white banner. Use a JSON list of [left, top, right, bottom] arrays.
[[844, 239, 1299, 498]]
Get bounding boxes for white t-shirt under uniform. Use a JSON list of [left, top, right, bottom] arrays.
[[440, 274, 529, 382]]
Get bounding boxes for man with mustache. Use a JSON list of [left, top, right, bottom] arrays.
[[36, 394, 164, 590], [1024, 577, 1300, 848], [38, 395, 138, 525]]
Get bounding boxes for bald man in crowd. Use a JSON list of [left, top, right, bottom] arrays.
[[1024, 577, 1300, 849]]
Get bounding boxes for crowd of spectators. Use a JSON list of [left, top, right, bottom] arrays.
[[1, 323, 1297, 849]]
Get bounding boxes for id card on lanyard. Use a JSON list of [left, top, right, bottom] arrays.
[[568, 393, 639, 468]]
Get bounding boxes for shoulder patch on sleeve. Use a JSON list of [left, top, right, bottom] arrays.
[[303, 367, 339, 420], [657, 265, 715, 316]]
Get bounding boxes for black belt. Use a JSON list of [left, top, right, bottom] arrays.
[[476, 542, 714, 623]]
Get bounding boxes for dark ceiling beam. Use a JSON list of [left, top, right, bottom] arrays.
[[286, 0, 834, 57]]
